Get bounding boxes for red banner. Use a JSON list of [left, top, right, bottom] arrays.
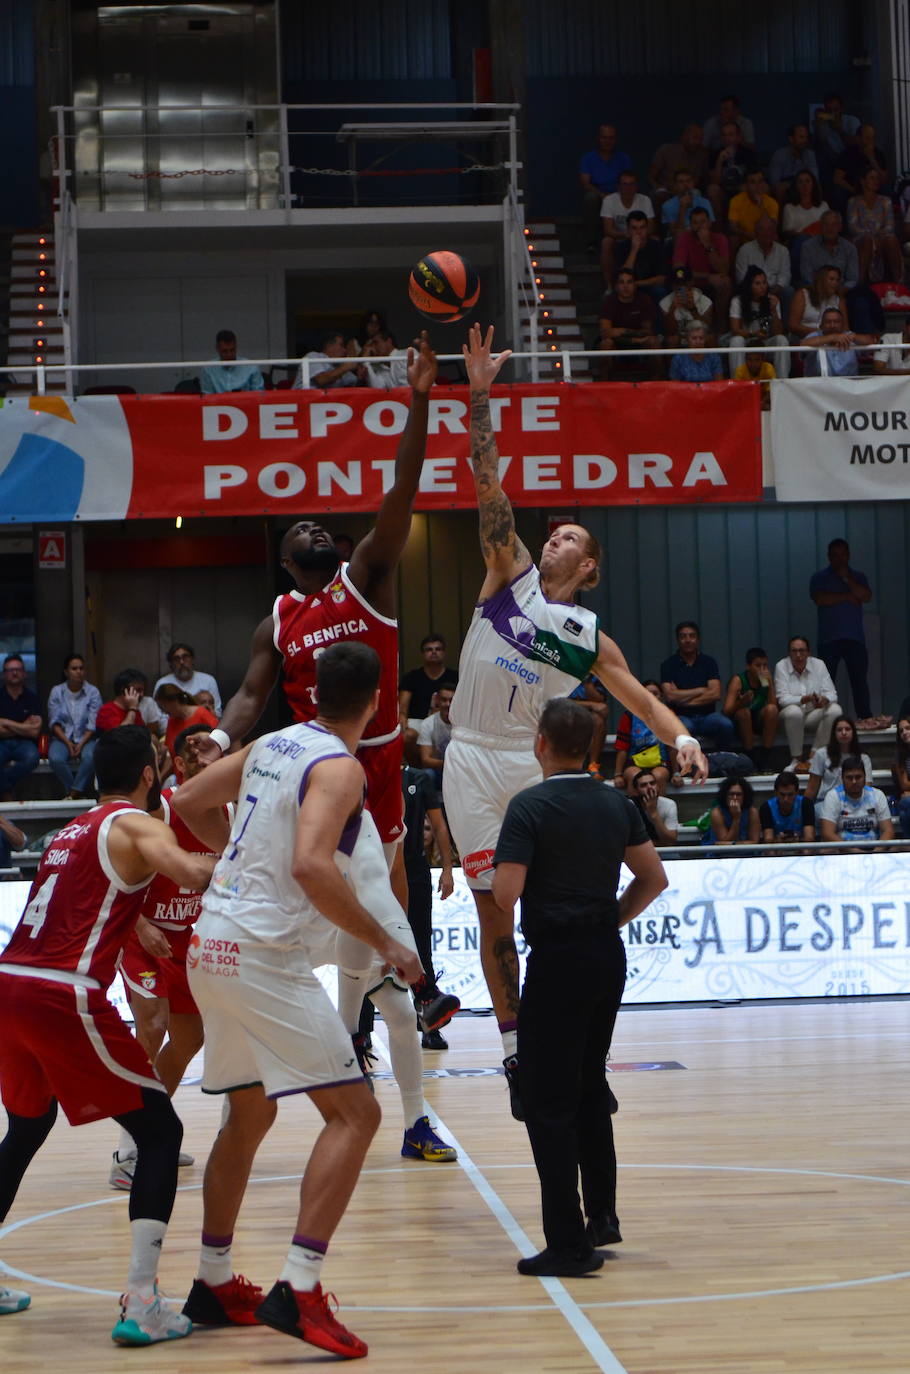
[[121, 381, 760, 518]]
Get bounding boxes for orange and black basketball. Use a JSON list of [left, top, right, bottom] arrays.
[[408, 251, 480, 323]]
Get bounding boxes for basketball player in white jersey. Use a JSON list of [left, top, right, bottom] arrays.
[[447, 324, 708, 1116], [173, 643, 424, 1357]]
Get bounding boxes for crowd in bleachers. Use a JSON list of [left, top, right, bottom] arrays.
[[583, 93, 910, 383]]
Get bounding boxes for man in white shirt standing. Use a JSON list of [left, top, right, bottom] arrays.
[[734, 215, 792, 311], [154, 645, 222, 718], [773, 635, 840, 774], [818, 757, 894, 842], [600, 170, 657, 283]]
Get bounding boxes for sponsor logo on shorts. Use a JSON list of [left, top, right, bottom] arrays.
[[186, 933, 201, 970], [199, 936, 240, 977], [494, 655, 540, 685], [462, 848, 495, 880]]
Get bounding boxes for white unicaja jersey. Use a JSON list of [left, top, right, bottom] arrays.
[[449, 563, 600, 744], [199, 722, 361, 947]]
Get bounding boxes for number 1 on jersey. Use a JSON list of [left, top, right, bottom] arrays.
[[507, 684, 517, 712]]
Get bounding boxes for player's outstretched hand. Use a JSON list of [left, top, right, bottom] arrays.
[[462, 323, 512, 390], [676, 740, 709, 784], [194, 733, 227, 766], [407, 331, 438, 394]]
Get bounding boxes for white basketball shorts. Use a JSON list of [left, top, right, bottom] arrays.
[[443, 734, 541, 891]]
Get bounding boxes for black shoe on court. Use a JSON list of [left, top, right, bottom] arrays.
[[517, 1247, 604, 1277], [413, 972, 460, 1032], [351, 1032, 376, 1091], [607, 1081, 619, 1115], [421, 1028, 448, 1050], [502, 1055, 524, 1121], [585, 1213, 623, 1247]]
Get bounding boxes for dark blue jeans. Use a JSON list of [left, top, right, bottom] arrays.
[[677, 711, 735, 750], [0, 738, 39, 791], [819, 639, 871, 721]]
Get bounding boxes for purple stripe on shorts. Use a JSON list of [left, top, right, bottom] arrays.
[[268, 1075, 365, 1100]]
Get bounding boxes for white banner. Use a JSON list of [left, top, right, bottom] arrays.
[[772, 375, 910, 501]]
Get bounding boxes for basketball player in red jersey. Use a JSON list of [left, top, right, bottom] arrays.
[[205, 335, 459, 1040], [111, 723, 232, 1189], [0, 726, 217, 1344]]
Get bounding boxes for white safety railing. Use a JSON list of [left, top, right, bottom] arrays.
[[506, 188, 539, 383], [0, 340, 885, 396], [52, 102, 522, 214], [54, 189, 78, 391]]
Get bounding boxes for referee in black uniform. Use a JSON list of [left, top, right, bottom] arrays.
[[492, 698, 667, 1277]]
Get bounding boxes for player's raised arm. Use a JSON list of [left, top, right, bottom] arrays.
[[462, 324, 531, 597], [592, 631, 709, 782], [201, 616, 281, 758], [347, 334, 437, 610], [108, 810, 219, 891], [171, 745, 252, 850]]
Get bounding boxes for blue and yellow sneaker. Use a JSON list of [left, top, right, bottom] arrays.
[[401, 1116, 457, 1162]]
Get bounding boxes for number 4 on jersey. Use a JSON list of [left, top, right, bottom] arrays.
[[21, 872, 59, 939]]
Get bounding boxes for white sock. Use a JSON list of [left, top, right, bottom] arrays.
[[116, 1125, 137, 1160], [501, 1028, 518, 1060], [279, 1236, 326, 1293], [127, 1218, 167, 1297], [198, 1234, 233, 1287], [371, 981, 425, 1127]]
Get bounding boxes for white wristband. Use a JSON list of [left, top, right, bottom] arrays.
[[675, 734, 700, 751], [209, 728, 231, 755]]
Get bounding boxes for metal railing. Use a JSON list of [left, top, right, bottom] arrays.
[[52, 101, 522, 214]]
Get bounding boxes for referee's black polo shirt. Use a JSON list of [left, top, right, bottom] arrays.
[[493, 771, 649, 946]]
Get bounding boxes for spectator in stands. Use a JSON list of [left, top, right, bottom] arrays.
[[782, 171, 830, 280], [294, 331, 367, 388], [833, 123, 889, 201], [365, 330, 409, 388], [708, 121, 759, 217], [727, 171, 779, 248], [809, 538, 884, 731], [768, 125, 819, 203], [729, 266, 789, 378], [0, 654, 41, 800], [760, 771, 816, 843], [661, 266, 715, 345], [194, 688, 218, 717], [569, 674, 611, 778], [629, 768, 678, 844], [890, 717, 910, 836], [818, 757, 894, 842], [598, 269, 662, 377], [96, 668, 155, 734], [580, 124, 633, 251], [599, 171, 656, 283], [673, 206, 732, 328], [649, 124, 710, 205], [154, 643, 222, 718], [417, 684, 454, 789], [399, 633, 458, 763], [660, 621, 734, 748], [154, 684, 218, 764], [873, 317, 910, 374], [734, 216, 791, 300], [804, 716, 872, 804], [613, 210, 667, 300], [661, 169, 714, 240], [789, 266, 846, 341], [847, 168, 902, 284], [47, 653, 102, 799], [800, 210, 860, 292], [358, 309, 387, 349], [773, 635, 841, 773], [813, 92, 861, 182], [703, 96, 756, 153], [669, 320, 723, 381], [200, 330, 264, 395], [802, 306, 878, 377], [0, 812, 26, 871], [722, 646, 779, 772], [702, 776, 760, 845], [612, 680, 670, 793], [733, 338, 775, 407]]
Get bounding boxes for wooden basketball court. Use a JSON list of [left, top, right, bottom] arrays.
[[2, 998, 909, 1373]]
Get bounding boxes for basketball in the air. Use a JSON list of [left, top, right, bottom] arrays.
[[408, 251, 480, 323]]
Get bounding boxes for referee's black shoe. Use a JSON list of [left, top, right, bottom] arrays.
[[502, 1055, 524, 1120], [586, 1213, 623, 1247], [517, 1246, 604, 1277]]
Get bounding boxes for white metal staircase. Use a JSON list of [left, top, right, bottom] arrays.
[[520, 220, 590, 379], [4, 231, 65, 395]]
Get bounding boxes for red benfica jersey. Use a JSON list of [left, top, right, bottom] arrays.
[[140, 788, 225, 932], [0, 802, 153, 991], [272, 562, 400, 744]]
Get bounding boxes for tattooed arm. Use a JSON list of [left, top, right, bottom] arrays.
[[462, 324, 533, 601]]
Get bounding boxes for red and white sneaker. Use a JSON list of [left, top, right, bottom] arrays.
[[255, 1280, 367, 1359], [182, 1273, 264, 1326]]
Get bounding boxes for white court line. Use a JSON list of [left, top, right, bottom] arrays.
[[372, 1030, 630, 1374]]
